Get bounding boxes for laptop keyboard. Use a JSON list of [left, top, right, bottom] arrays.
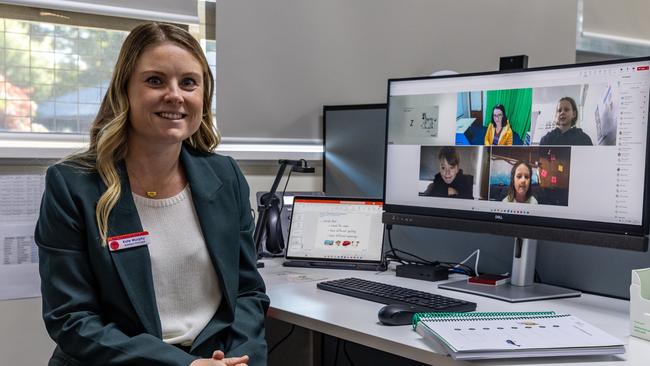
[[317, 277, 476, 312]]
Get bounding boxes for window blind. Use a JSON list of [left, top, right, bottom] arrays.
[[0, 0, 198, 24]]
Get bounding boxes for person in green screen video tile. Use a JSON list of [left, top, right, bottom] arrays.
[[484, 104, 514, 146]]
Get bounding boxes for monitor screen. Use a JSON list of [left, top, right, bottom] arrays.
[[323, 104, 386, 198], [285, 197, 384, 262], [384, 58, 650, 249]]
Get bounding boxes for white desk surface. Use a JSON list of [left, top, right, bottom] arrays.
[[259, 258, 650, 366]]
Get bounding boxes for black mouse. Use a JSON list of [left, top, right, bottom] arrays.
[[377, 304, 430, 326]]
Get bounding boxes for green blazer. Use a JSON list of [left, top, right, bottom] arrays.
[[35, 144, 270, 366]]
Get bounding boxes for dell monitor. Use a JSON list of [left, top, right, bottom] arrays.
[[323, 104, 386, 198], [383, 57, 650, 302]]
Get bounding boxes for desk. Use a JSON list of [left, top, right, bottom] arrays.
[[456, 118, 476, 134], [260, 258, 650, 366]]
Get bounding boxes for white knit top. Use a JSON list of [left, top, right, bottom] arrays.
[[132, 185, 222, 346]]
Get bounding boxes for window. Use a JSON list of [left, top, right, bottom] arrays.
[[0, 2, 215, 135], [0, 18, 127, 133]]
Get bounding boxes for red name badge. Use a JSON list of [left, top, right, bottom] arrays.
[[107, 231, 150, 252]]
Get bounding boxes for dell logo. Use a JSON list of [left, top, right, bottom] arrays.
[[494, 214, 503, 220]]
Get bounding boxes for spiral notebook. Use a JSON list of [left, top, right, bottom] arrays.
[[413, 311, 625, 360]]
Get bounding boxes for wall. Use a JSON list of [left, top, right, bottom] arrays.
[[239, 162, 323, 213], [215, 0, 578, 142]]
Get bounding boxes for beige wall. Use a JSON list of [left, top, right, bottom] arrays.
[[582, 0, 650, 40], [215, 0, 578, 141], [239, 161, 322, 211], [0, 298, 54, 364]]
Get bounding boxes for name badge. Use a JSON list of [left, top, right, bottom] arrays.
[[107, 231, 150, 252]]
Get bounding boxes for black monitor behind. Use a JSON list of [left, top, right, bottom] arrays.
[[323, 104, 386, 198]]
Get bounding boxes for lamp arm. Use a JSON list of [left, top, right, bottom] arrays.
[[267, 161, 289, 199]]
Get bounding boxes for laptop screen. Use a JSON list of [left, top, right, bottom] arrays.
[[285, 197, 384, 263]]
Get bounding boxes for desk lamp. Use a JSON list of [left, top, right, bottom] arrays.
[[254, 159, 315, 266]]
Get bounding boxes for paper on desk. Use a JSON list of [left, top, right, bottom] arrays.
[[0, 222, 41, 300], [268, 270, 329, 283], [286, 273, 329, 283]]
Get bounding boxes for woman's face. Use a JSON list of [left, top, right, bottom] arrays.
[[513, 164, 531, 199], [127, 42, 204, 147], [492, 108, 504, 125], [440, 158, 459, 184], [555, 100, 576, 130]]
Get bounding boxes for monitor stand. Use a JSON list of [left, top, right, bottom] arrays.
[[438, 238, 581, 302]]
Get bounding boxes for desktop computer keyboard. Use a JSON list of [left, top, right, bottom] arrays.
[[317, 277, 476, 312]]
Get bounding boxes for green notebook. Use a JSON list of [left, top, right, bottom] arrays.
[[412, 311, 624, 360], [411, 311, 557, 329]]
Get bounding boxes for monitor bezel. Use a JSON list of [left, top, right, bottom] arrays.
[[382, 56, 650, 247]]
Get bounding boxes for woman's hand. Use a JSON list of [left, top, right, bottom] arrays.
[[189, 359, 222, 366], [212, 350, 249, 366], [189, 353, 248, 366]]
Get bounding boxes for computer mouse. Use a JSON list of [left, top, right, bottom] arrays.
[[377, 304, 429, 326]]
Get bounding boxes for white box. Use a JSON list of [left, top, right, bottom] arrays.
[[630, 268, 650, 341]]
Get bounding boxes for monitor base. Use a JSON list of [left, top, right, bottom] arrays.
[[438, 280, 581, 303]]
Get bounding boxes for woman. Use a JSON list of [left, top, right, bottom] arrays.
[[422, 146, 473, 199], [35, 23, 268, 366], [539, 96, 593, 145], [484, 104, 514, 145], [502, 161, 538, 204]]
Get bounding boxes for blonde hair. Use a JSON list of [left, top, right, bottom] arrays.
[[67, 22, 219, 245]]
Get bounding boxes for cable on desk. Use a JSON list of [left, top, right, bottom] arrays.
[[455, 249, 480, 275], [385, 224, 405, 264], [268, 324, 295, 355], [384, 224, 476, 276], [343, 340, 355, 366]]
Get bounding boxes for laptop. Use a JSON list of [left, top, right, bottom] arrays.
[[283, 196, 386, 271]]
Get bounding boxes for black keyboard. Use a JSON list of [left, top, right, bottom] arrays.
[[317, 277, 476, 312]]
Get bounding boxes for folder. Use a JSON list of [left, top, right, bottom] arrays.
[[631, 268, 650, 341]]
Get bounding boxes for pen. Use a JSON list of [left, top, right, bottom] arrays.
[[506, 339, 520, 347]]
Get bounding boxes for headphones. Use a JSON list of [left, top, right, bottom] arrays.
[[259, 192, 285, 254], [254, 159, 315, 256]]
